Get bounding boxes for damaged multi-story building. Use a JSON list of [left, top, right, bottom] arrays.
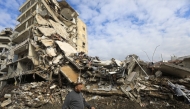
[[0, 0, 88, 83], [0, 28, 13, 89]]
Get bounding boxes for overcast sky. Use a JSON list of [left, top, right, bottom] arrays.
[[0, 0, 190, 62]]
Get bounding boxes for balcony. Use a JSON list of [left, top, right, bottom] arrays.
[[15, 15, 33, 32], [17, 2, 37, 22], [12, 25, 33, 43], [0, 36, 11, 42], [13, 38, 29, 54], [19, 0, 30, 11], [19, 0, 36, 12], [0, 45, 10, 49]]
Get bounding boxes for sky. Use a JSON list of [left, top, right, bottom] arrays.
[[0, 0, 190, 62]]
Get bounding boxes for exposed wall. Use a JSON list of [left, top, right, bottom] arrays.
[[8, 65, 15, 74], [17, 62, 24, 73], [0, 81, 7, 90], [28, 43, 39, 66], [76, 17, 88, 54], [183, 58, 190, 69]]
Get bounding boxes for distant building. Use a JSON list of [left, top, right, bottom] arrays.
[[0, 28, 12, 76]]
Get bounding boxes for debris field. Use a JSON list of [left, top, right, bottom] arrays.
[[0, 0, 190, 109]]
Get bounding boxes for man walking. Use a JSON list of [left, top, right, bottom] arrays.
[[62, 82, 95, 109]]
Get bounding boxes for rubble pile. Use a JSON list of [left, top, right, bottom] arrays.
[[1, 53, 190, 108], [0, 81, 68, 108], [30, 11, 78, 80]]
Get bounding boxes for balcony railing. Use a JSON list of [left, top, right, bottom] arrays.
[[12, 25, 33, 40], [15, 15, 33, 31], [0, 44, 10, 49], [12, 38, 29, 52], [0, 36, 11, 41], [17, 2, 37, 22], [19, 0, 30, 11]]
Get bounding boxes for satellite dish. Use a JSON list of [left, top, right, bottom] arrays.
[[60, 8, 73, 21]]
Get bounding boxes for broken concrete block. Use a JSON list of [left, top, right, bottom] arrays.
[[38, 27, 56, 37], [127, 72, 138, 82], [53, 67, 60, 75], [55, 41, 77, 56], [53, 54, 63, 64], [60, 65, 79, 83], [50, 85, 57, 89], [116, 78, 125, 85], [155, 62, 190, 78], [67, 25, 77, 33], [4, 94, 11, 98], [1, 99, 11, 107], [41, 39, 54, 47], [46, 47, 57, 57], [49, 20, 69, 39], [155, 70, 162, 78], [127, 61, 136, 75], [35, 14, 50, 26], [109, 72, 117, 74]]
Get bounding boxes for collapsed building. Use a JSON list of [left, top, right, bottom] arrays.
[[0, 0, 88, 82], [0, 0, 190, 108]]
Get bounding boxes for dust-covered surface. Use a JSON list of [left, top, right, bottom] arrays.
[[36, 96, 190, 109], [0, 76, 190, 109], [30, 96, 190, 109]]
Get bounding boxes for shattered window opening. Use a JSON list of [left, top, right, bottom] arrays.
[[82, 42, 85, 48], [83, 27, 85, 31]]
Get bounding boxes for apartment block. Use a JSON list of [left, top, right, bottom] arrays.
[[0, 0, 88, 81]]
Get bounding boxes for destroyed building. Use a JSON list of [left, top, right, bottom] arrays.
[[0, 0, 88, 82], [0, 0, 190, 109]]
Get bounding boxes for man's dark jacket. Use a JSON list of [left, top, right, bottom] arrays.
[[62, 90, 91, 109]]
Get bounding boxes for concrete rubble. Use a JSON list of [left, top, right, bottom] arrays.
[[0, 0, 190, 108], [1, 52, 190, 108]]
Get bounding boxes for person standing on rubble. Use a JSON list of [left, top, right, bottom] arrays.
[[62, 82, 95, 109]]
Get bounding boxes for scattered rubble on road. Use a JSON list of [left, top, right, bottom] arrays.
[[0, 53, 190, 108]]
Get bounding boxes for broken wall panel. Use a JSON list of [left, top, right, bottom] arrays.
[[155, 63, 190, 78], [55, 41, 77, 56], [38, 27, 56, 37], [41, 39, 54, 47], [60, 65, 79, 83], [49, 20, 69, 40], [35, 14, 50, 26]]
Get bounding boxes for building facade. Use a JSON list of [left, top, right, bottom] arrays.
[[0, 28, 12, 76], [0, 0, 88, 81]]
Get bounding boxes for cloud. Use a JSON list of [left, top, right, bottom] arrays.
[[1, 0, 190, 62], [66, 0, 190, 61], [0, 0, 25, 29]]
